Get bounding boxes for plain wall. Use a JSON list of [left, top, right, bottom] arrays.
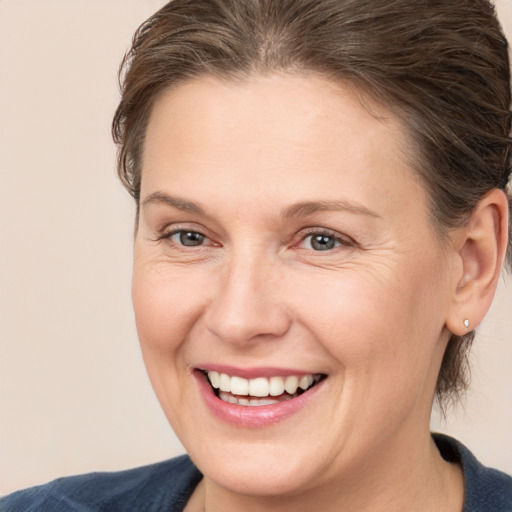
[[1, 0, 511, 495]]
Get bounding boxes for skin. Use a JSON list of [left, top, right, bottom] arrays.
[[132, 73, 507, 511]]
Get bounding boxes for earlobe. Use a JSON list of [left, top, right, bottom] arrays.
[[446, 189, 509, 336]]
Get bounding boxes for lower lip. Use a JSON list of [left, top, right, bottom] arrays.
[[195, 371, 326, 427]]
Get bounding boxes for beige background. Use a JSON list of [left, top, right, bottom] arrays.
[[1, 0, 511, 496]]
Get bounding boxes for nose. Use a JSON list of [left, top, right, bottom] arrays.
[[203, 252, 292, 345]]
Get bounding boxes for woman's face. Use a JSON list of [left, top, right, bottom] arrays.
[[133, 74, 456, 496]]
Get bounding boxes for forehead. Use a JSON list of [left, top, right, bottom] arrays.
[[141, 73, 424, 220], [144, 72, 406, 158]]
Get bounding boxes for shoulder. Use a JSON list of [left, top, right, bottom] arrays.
[[433, 433, 512, 512], [0, 454, 202, 512]]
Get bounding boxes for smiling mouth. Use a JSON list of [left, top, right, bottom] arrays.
[[203, 370, 326, 407]]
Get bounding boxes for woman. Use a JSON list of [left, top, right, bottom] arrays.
[[2, 0, 512, 510]]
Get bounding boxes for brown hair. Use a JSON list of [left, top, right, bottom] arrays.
[[112, 0, 512, 408]]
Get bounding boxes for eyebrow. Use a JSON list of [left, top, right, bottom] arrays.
[[281, 200, 381, 219], [142, 191, 381, 220], [142, 191, 206, 215]]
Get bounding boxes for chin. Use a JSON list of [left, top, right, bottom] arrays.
[[194, 451, 323, 497]]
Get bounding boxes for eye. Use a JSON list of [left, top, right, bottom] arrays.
[[299, 230, 351, 251], [170, 230, 207, 247], [304, 233, 338, 251]]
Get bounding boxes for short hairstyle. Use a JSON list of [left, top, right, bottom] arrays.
[[112, 0, 512, 409]]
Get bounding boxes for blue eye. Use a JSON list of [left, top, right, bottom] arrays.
[[302, 233, 341, 251], [171, 230, 206, 247]]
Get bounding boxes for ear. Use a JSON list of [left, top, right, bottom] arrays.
[[446, 189, 509, 336]]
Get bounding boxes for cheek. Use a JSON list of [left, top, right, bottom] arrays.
[[291, 258, 448, 381], [291, 263, 447, 442], [296, 280, 394, 383], [130, 260, 211, 424], [131, 258, 208, 353]]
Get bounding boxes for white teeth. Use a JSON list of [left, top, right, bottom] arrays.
[[249, 377, 269, 397], [284, 376, 299, 394], [299, 375, 314, 390], [206, 371, 321, 404], [219, 373, 231, 392], [208, 371, 220, 389], [218, 392, 288, 407], [269, 376, 285, 396], [230, 376, 249, 396]]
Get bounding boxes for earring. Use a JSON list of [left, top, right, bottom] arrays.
[[464, 319, 470, 329]]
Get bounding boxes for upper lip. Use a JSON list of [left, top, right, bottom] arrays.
[[195, 364, 325, 379]]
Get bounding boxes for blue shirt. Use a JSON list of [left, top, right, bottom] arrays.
[[1, 434, 511, 511]]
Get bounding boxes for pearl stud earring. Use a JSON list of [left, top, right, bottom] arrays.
[[464, 319, 470, 329]]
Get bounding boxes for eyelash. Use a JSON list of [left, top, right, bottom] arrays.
[[157, 227, 354, 253]]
